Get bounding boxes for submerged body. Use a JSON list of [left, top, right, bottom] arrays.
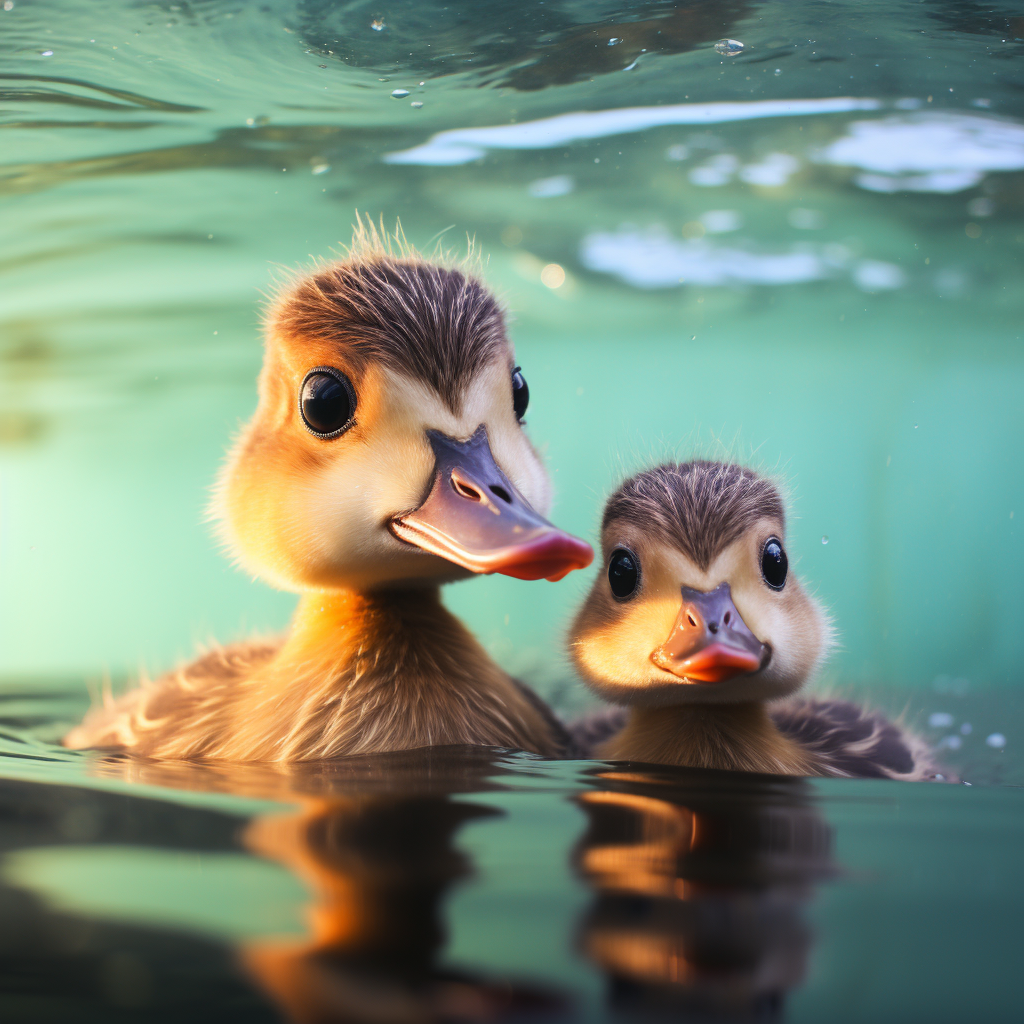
[[67, 228, 591, 761], [570, 461, 938, 780]]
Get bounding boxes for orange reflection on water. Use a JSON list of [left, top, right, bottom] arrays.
[[574, 768, 835, 1019], [95, 748, 567, 1024]]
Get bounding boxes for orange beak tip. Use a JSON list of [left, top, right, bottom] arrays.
[[393, 517, 592, 583], [678, 643, 763, 683], [494, 535, 593, 582], [654, 642, 763, 684]]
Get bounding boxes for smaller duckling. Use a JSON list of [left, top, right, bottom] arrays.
[[569, 461, 938, 779]]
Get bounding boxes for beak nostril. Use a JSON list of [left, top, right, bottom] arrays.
[[686, 612, 698, 628], [451, 478, 482, 502], [723, 610, 732, 626], [489, 484, 512, 504]]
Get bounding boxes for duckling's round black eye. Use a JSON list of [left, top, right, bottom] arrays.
[[608, 548, 640, 600], [761, 537, 788, 591], [511, 366, 529, 421], [299, 367, 356, 438]]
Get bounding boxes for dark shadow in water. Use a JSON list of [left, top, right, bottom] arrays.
[[0, 773, 277, 1023], [0, 74, 204, 113], [296, 0, 751, 90], [0, 123, 365, 198], [573, 765, 835, 1021], [925, 1, 1024, 43]]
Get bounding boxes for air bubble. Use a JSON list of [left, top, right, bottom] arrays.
[[714, 38, 744, 56], [821, 536, 829, 545], [986, 733, 1006, 749], [371, 19, 385, 31], [929, 712, 954, 729], [608, 37, 621, 46], [410, 101, 423, 108], [391, 88, 410, 98], [40, 50, 54, 57]]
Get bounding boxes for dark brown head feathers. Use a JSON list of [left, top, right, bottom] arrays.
[[271, 255, 509, 412], [603, 461, 785, 570]]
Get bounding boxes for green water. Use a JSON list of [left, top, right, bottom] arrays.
[[1, 0, 1023, 1020]]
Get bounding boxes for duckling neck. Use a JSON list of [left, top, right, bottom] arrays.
[[602, 701, 818, 775], [227, 587, 562, 760]]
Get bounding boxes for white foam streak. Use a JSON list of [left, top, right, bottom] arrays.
[[579, 228, 828, 288], [385, 97, 881, 165], [855, 170, 984, 193], [816, 112, 1024, 192], [579, 227, 907, 293]]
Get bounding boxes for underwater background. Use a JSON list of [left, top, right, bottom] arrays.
[[1, 1, 1023, 1021]]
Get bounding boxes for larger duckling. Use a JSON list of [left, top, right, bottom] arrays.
[[65, 233, 592, 761], [569, 461, 937, 779]]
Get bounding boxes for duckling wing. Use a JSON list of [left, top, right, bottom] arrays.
[[63, 639, 281, 755], [770, 699, 946, 781], [564, 706, 629, 759], [509, 680, 576, 757]]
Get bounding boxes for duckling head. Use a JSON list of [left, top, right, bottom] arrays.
[[570, 462, 832, 706], [216, 243, 592, 593]]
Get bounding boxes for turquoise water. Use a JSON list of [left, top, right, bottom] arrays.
[[1, 0, 1023, 1019]]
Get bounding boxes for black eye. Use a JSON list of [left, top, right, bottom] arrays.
[[608, 547, 640, 600], [299, 367, 356, 438], [761, 537, 788, 590], [511, 366, 529, 421]]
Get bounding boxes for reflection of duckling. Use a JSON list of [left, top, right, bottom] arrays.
[[243, 793, 513, 1024], [94, 747, 567, 1024], [65, 228, 592, 761], [574, 767, 833, 1019], [197, 749, 569, 1023], [570, 462, 936, 778]]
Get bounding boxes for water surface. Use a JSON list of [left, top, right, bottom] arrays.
[[0, 744, 1021, 1023]]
